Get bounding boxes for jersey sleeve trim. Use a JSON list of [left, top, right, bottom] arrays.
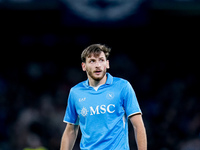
[[128, 112, 142, 118], [63, 120, 79, 125]]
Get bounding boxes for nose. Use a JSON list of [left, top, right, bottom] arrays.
[[95, 61, 101, 67]]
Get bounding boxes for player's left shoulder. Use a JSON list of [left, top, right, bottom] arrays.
[[113, 76, 129, 83], [112, 76, 130, 87]]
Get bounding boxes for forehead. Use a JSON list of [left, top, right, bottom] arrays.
[[87, 51, 106, 59]]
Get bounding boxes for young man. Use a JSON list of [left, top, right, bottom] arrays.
[[60, 44, 147, 150]]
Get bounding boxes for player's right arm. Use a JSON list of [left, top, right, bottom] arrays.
[[60, 123, 79, 150]]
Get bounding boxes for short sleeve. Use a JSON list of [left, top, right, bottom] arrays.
[[63, 89, 79, 125], [122, 81, 142, 118]]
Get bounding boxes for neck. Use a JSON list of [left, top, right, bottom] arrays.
[[88, 74, 107, 87]]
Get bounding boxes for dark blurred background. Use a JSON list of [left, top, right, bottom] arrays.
[[0, 0, 200, 150]]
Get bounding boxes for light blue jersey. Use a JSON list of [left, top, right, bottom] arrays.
[[63, 73, 142, 150]]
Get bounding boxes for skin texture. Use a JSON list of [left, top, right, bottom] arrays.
[[81, 51, 109, 87], [130, 114, 147, 150]]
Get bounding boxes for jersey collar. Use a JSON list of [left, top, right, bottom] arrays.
[[83, 73, 113, 88], [105, 73, 113, 85]]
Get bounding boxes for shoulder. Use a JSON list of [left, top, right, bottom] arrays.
[[112, 76, 135, 93], [113, 76, 129, 86]]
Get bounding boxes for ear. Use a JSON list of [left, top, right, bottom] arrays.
[[106, 60, 110, 69], [82, 62, 86, 71]]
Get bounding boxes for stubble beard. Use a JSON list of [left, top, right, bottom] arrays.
[[87, 69, 107, 81]]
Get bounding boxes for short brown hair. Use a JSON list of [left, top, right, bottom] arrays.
[[81, 44, 111, 62]]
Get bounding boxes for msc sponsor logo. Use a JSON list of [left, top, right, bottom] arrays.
[[80, 107, 88, 117], [80, 104, 115, 117]]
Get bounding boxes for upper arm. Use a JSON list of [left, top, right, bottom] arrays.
[[129, 113, 147, 150], [63, 89, 79, 125], [129, 114, 144, 129], [122, 82, 142, 118], [60, 123, 79, 150], [64, 123, 79, 135]]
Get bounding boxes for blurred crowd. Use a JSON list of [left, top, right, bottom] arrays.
[[0, 49, 199, 150], [1, 1, 200, 149]]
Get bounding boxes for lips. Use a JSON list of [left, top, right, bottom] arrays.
[[94, 70, 102, 74]]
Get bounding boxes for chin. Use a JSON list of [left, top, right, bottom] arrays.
[[92, 74, 105, 81], [93, 76, 103, 81]]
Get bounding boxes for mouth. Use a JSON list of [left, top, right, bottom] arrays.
[[94, 70, 102, 74]]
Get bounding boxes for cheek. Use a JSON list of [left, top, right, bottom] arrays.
[[103, 64, 108, 70], [85, 65, 93, 72]]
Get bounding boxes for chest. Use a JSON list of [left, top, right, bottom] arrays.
[[74, 88, 123, 117]]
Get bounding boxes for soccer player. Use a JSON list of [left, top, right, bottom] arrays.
[[60, 44, 147, 150]]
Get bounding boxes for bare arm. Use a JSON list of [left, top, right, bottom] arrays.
[[129, 114, 147, 150], [60, 123, 79, 150]]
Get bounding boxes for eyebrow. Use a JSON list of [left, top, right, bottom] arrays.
[[89, 57, 105, 60]]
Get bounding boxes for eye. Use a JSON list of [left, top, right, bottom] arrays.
[[89, 60, 95, 63], [99, 58, 105, 62]]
